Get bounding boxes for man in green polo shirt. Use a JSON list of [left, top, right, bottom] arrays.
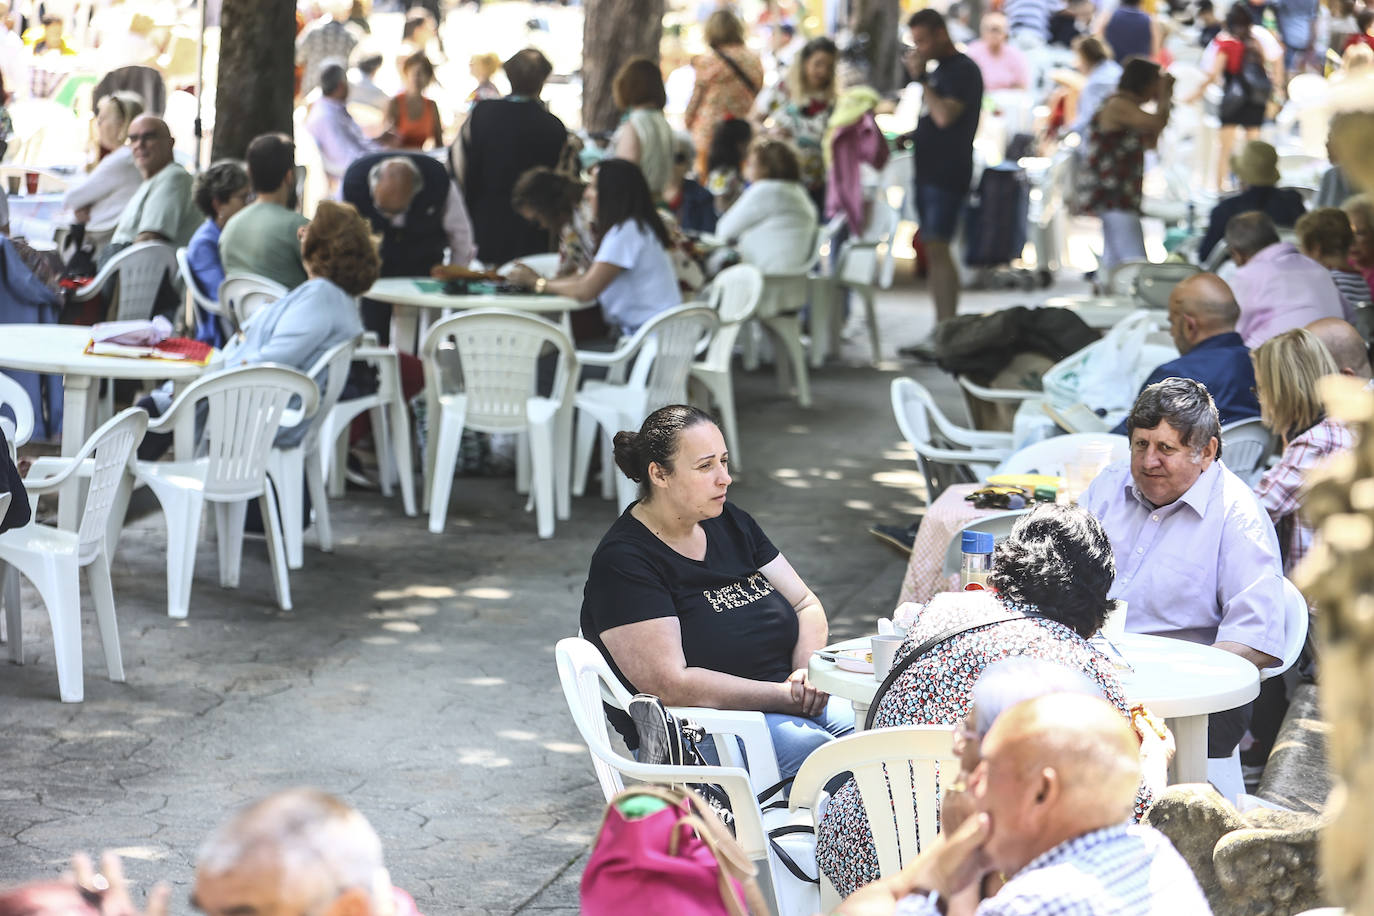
[[219, 133, 311, 290]]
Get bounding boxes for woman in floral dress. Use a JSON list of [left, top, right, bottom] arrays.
[[752, 36, 838, 208], [685, 9, 764, 180], [815, 505, 1155, 898]]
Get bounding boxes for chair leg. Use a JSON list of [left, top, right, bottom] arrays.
[[764, 316, 813, 408], [809, 278, 835, 369], [528, 419, 556, 539], [29, 556, 83, 702], [370, 404, 394, 496], [214, 500, 248, 588], [305, 449, 332, 552], [260, 478, 293, 611], [599, 428, 616, 501], [86, 553, 124, 682], [161, 489, 205, 619], [572, 408, 598, 498], [269, 450, 306, 570], [713, 374, 743, 473], [2, 563, 22, 664], [554, 404, 573, 521], [328, 427, 348, 499], [862, 287, 882, 366], [387, 399, 417, 517], [515, 429, 531, 496], [427, 406, 465, 535], [105, 474, 134, 560]]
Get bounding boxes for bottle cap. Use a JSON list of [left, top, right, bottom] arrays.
[[961, 530, 996, 554]]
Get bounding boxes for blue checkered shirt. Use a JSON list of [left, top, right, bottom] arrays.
[[896, 823, 1212, 915]]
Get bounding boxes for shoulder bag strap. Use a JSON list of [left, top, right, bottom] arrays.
[[713, 47, 758, 96], [864, 609, 1028, 730]]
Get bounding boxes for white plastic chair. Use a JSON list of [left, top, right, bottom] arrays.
[[319, 340, 417, 517], [689, 265, 763, 472], [176, 247, 234, 339], [1104, 259, 1151, 297], [573, 306, 719, 511], [1221, 417, 1274, 485], [267, 336, 360, 569], [751, 229, 822, 408], [1134, 262, 1201, 311], [788, 726, 961, 909], [0, 371, 36, 458], [421, 310, 577, 538], [1207, 577, 1309, 802], [0, 408, 147, 702], [891, 378, 1015, 502], [554, 637, 817, 916], [956, 374, 1042, 431], [993, 432, 1131, 476], [940, 509, 1033, 582], [132, 366, 320, 618], [68, 241, 178, 322], [219, 273, 287, 329]]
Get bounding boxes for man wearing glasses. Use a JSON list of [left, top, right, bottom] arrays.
[[107, 115, 200, 256]]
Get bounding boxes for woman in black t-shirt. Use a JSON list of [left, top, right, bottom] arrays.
[[580, 405, 853, 778]]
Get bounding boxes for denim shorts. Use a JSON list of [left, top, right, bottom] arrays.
[[914, 182, 968, 243]]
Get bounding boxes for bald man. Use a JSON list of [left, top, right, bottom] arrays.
[[833, 694, 1210, 916], [1306, 317, 1373, 385], [193, 788, 421, 916], [1112, 273, 1259, 434], [108, 115, 200, 252]]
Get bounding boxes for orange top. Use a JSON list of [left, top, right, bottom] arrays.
[[393, 93, 438, 149]]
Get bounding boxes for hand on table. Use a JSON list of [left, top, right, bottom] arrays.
[[505, 264, 539, 290], [787, 668, 830, 717], [68, 851, 170, 916], [73, 206, 92, 224]]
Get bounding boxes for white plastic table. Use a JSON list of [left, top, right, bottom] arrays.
[[809, 631, 1260, 785], [0, 324, 207, 527], [365, 277, 582, 353]]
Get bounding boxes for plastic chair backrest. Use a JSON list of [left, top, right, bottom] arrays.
[[891, 377, 944, 498], [700, 265, 763, 371], [69, 408, 149, 564], [1104, 259, 1150, 297], [300, 336, 361, 449], [1220, 417, 1273, 477], [555, 636, 637, 800], [104, 242, 178, 321], [789, 726, 960, 878], [175, 247, 225, 317], [0, 371, 36, 449], [627, 306, 719, 414], [1134, 262, 1200, 311], [421, 309, 576, 433], [219, 274, 288, 328], [165, 366, 320, 500], [994, 433, 1131, 476], [1268, 578, 1310, 681], [941, 510, 1032, 580]]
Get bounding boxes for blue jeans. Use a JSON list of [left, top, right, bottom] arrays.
[[766, 696, 856, 779], [914, 182, 969, 243]]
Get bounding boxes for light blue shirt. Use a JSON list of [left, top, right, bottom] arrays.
[[1080, 459, 1285, 658], [1068, 60, 1123, 137], [305, 96, 380, 180]]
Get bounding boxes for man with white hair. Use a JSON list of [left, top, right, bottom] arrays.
[[1306, 316, 1373, 386], [305, 60, 381, 183], [192, 788, 420, 916]]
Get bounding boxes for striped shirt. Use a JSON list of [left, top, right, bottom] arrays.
[[1005, 0, 1052, 40], [896, 824, 1212, 915], [1254, 416, 1355, 572], [1330, 268, 1372, 309]]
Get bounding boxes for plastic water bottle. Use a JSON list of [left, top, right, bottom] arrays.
[[960, 531, 995, 590]]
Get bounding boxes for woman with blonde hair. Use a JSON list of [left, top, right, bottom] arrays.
[[62, 91, 145, 231], [751, 36, 838, 203], [469, 52, 502, 103], [685, 9, 764, 179], [1342, 193, 1374, 299], [1252, 327, 1355, 571]]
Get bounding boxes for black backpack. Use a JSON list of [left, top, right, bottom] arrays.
[[1239, 48, 1272, 106]]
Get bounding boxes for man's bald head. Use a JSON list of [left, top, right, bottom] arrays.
[[1168, 273, 1240, 354], [369, 157, 423, 219], [1306, 317, 1373, 381], [126, 114, 174, 178], [193, 789, 389, 916], [974, 694, 1141, 874]]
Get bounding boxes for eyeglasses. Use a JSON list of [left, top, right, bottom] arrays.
[[127, 131, 164, 145]]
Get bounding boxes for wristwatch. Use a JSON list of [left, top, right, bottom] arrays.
[[534, 277, 548, 294]]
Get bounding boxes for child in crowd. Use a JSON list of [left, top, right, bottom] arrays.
[[1296, 207, 1373, 308], [469, 52, 502, 103], [705, 118, 751, 215]]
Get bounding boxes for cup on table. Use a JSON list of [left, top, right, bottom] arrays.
[[5, 175, 19, 196], [870, 633, 905, 683], [25, 172, 39, 195]]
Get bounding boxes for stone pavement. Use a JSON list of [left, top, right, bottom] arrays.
[[0, 273, 1070, 913]]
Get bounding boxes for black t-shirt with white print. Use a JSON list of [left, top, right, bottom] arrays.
[[580, 501, 799, 742]]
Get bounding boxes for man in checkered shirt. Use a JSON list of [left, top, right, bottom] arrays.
[[833, 694, 1211, 915]]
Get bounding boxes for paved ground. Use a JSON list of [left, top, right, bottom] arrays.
[[0, 258, 1089, 913]]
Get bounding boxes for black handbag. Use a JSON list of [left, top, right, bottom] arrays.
[[1220, 75, 1248, 121], [1240, 50, 1272, 106]]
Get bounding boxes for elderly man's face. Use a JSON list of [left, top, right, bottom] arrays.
[[127, 117, 174, 177], [1129, 420, 1216, 507], [981, 16, 1008, 49], [193, 856, 369, 916], [372, 173, 413, 219], [968, 731, 1039, 875]]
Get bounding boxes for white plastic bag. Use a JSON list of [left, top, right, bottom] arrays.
[[1042, 310, 1160, 414]]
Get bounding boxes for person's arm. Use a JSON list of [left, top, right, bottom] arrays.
[[539, 260, 623, 301], [924, 82, 968, 129], [613, 120, 642, 164], [1101, 81, 1172, 137], [759, 552, 828, 672], [1211, 500, 1287, 670], [428, 99, 444, 149], [1197, 200, 1229, 261], [62, 150, 123, 212], [826, 815, 993, 916], [1184, 51, 1227, 102], [684, 67, 707, 129], [452, 115, 473, 190], [442, 183, 476, 266], [714, 184, 768, 242], [1253, 434, 1314, 527], [186, 235, 225, 302], [380, 96, 400, 142]]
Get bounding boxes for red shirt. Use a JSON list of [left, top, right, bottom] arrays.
[[1215, 34, 1247, 73], [1345, 33, 1374, 52]]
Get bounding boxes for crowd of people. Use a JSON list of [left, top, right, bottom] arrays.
[[2, 0, 1374, 912]]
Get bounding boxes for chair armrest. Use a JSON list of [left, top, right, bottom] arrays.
[[361, 330, 381, 346], [22, 456, 93, 494], [670, 706, 781, 792], [943, 427, 1015, 450], [576, 348, 631, 368], [916, 443, 1012, 466]]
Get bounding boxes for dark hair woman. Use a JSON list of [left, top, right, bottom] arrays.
[[185, 160, 251, 345], [511, 166, 594, 277], [507, 158, 680, 336], [815, 504, 1156, 898], [611, 57, 674, 199], [704, 118, 753, 214], [580, 405, 853, 780]]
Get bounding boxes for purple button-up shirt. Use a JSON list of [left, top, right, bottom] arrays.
[[1081, 459, 1285, 658], [1232, 242, 1353, 348], [305, 96, 381, 180]]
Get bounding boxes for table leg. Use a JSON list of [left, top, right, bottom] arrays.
[[57, 375, 92, 531], [852, 700, 871, 733], [391, 306, 420, 355], [1168, 714, 1209, 785]]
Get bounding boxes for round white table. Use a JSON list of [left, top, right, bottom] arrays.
[[0, 324, 207, 528], [365, 277, 582, 353], [810, 631, 1260, 785]]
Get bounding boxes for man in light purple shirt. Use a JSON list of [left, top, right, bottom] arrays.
[[1226, 211, 1352, 348], [1080, 377, 1285, 757], [304, 61, 381, 182]]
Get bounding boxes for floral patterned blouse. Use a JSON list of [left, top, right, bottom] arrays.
[[685, 46, 763, 174], [814, 595, 1144, 899], [1079, 99, 1147, 214], [753, 83, 834, 194]]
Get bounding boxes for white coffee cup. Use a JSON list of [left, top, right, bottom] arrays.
[[871, 634, 906, 683]]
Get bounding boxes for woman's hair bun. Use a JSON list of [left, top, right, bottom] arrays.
[[612, 430, 643, 483]]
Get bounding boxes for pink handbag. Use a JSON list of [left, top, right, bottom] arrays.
[[581, 786, 768, 916]]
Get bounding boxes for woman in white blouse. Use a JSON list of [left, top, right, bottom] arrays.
[[610, 58, 675, 201], [63, 91, 145, 232], [715, 138, 818, 274]]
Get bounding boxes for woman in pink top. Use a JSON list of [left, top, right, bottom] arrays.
[[965, 12, 1031, 91], [1343, 194, 1374, 300]]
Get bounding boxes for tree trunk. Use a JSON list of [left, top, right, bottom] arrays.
[[212, 0, 296, 161], [581, 0, 665, 134], [850, 0, 904, 95]]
